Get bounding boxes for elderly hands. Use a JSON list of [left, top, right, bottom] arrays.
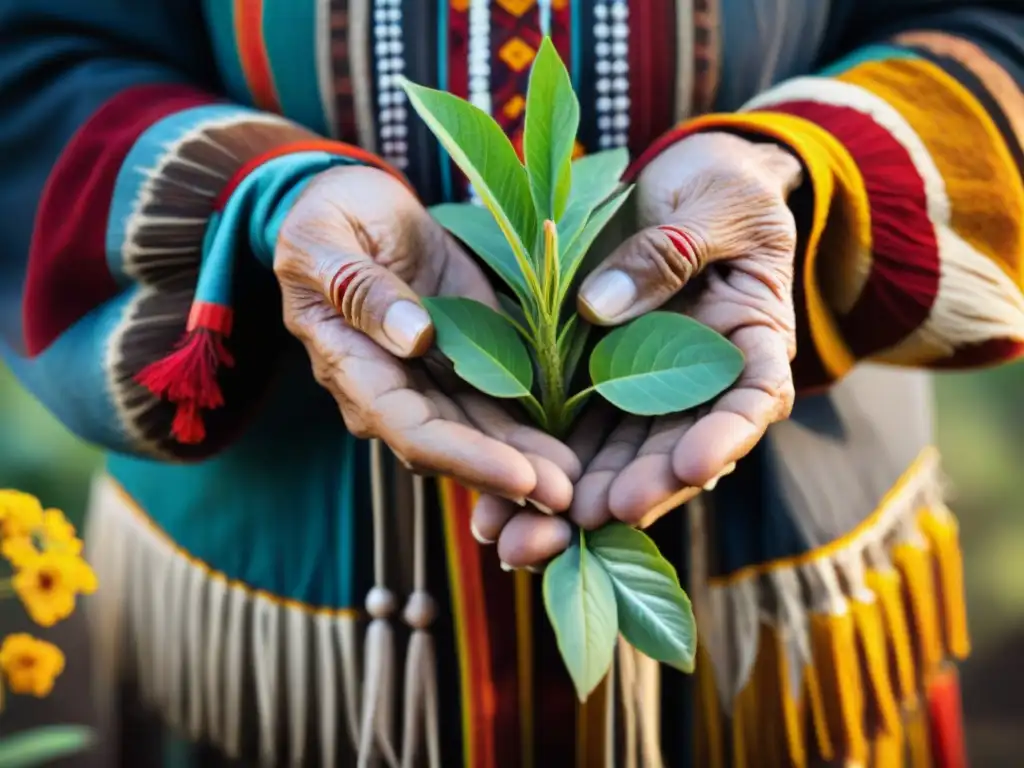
[[276, 131, 802, 570], [274, 166, 581, 512], [475, 132, 803, 568]]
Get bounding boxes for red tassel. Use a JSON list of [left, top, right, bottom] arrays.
[[927, 666, 968, 768], [135, 303, 234, 445]]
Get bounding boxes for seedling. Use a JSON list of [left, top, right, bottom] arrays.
[[401, 38, 743, 700]]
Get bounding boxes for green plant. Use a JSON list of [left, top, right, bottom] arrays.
[[400, 37, 743, 700]]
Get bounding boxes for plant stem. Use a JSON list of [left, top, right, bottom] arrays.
[[535, 311, 567, 435]]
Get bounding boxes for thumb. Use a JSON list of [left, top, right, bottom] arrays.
[[577, 223, 710, 325], [321, 246, 435, 358], [274, 169, 437, 359]]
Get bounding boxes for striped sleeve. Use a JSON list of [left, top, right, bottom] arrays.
[[0, 3, 397, 459], [631, 10, 1024, 390]]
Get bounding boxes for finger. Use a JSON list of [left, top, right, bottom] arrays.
[[497, 511, 573, 570], [671, 325, 795, 485], [577, 223, 708, 325], [298, 315, 541, 500], [522, 454, 574, 513], [431, 238, 502, 310], [459, 393, 582, 483], [569, 416, 647, 530], [607, 415, 699, 525], [471, 495, 517, 544], [566, 401, 617, 470], [374, 389, 540, 500], [276, 168, 439, 358]]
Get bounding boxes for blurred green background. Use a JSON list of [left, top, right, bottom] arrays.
[[1, 362, 1023, 763]]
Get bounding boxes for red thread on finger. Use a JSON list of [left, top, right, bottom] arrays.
[[329, 261, 370, 310], [657, 224, 700, 261]]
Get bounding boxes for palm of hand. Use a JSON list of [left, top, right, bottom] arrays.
[[275, 166, 579, 508], [476, 132, 804, 568]]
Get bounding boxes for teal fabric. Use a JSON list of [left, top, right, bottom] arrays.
[[108, 345, 366, 609]]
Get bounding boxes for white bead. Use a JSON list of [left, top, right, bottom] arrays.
[[596, 60, 611, 76], [612, 22, 628, 39], [595, 42, 610, 57], [366, 586, 396, 619], [395, 157, 409, 170], [598, 134, 613, 148], [612, 41, 628, 57], [612, 76, 629, 92], [610, 2, 628, 19], [594, 22, 610, 39], [596, 78, 611, 94], [612, 113, 629, 129], [612, 59, 629, 75], [402, 592, 438, 629], [597, 115, 612, 130], [614, 132, 628, 145], [594, 4, 608, 19], [613, 95, 630, 111], [596, 96, 612, 112]]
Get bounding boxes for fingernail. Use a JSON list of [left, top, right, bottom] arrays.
[[500, 561, 515, 572], [470, 521, 494, 545], [383, 300, 431, 354], [702, 462, 737, 492], [512, 497, 527, 507], [528, 498, 553, 515], [582, 270, 636, 320], [526, 566, 544, 574]]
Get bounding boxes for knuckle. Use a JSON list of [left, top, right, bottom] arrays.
[[640, 229, 699, 289]]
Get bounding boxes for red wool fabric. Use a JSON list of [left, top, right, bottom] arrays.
[[762, 100, 941, 359], [22, 83, 217, 356]]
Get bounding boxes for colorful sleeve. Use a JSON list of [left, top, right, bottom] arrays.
[[629, 4, 1024, 390], [0, 3, 398, 459]]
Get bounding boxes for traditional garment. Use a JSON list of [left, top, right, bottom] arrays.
[[2, 0, 1023, 765]]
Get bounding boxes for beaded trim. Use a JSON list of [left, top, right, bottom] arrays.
[[373, 0, 408, 170], [594, 0, 631, 149], [466, 0, 491, 203]]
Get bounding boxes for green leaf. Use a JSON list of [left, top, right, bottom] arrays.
[[431, 203, 529, 300], [589, 312, 744, 416], [587, 523, 697, 673], [497, 292, 531, 337], [543, 530, 619, 701], [558, 148, 630, 248], [0, 725, 95, 768], [423, 297, 534, 398], [401, 79, 537, 269], [559, 185, 633, 295], [524, 37, 579, 221]]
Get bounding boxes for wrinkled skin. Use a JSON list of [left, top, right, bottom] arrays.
[[473, 133, 803, 568], [275, 166, 580, 509], [276, 133, 801, 570]]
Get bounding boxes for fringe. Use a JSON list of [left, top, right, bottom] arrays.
[[83, 473, 443, 767], [697, 448, 971, 767]]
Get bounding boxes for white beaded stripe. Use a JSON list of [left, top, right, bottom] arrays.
[[467, 0, 491, 203], [373, 0, 409, 169], [594, 0, 631, 150]]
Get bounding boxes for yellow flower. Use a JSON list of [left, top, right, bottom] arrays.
[[41, 508, 83, 556], [1, 536, 39, 568], [0, 633, 65, 697], [0, 491, 43, 540], [12, 551, 95, 627]]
